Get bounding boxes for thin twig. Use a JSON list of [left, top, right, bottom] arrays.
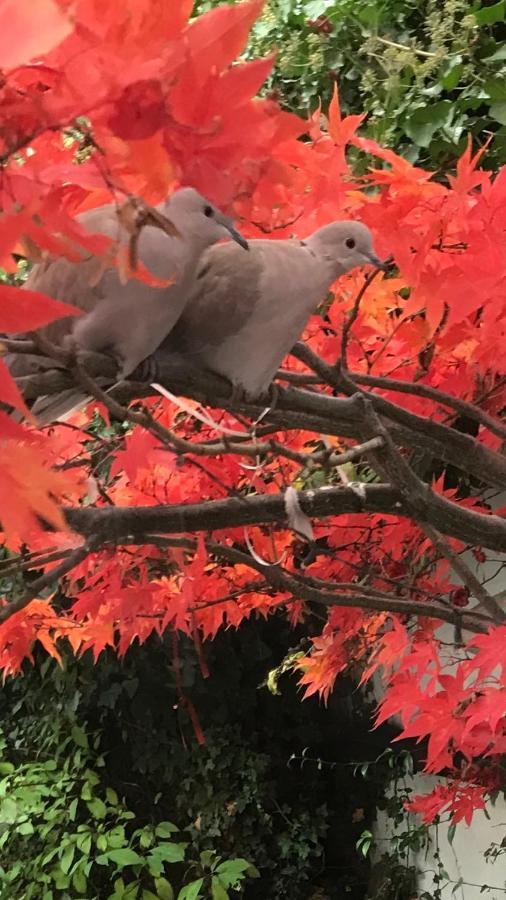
[[129, 535, 490, 634], [0, 540, 97, 625], [0, 548, 74, 580], [374, 35, 437, 58], [349, 371, 506, 441], [340, 266, 385, 366], [0, 338, 39, 355]]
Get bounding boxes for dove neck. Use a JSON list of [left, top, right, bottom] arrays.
[[305, 233, 347, 282]]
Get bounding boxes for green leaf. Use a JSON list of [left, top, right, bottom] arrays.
[[108, 825, 126, 848], [60, 844, 75, 875], [177, 879, 204, 900], [140, 828, 154, 849], [216, 859, 250, 876], [474, 0, 505, 25], [211, 878, 229, 900], [404, 101, 453, 147], [215, 859, 251, 888], [440, 59, 463, 91], [142, 892, 159, 900], [490, 102, 506, 124], [16, 821, 34, 835], [154, 877, 174, 900], [106, 787, 119, 806], [155, 822, 179, 839], [96, 849, 144, 868], [72, 868, 87, 894], [149, 842, 187, 864], [68, 798, 79, 822], [447, 823, 457, 846], [304, 0, 335, 16], [199, 850, 215, 869], [51, 866, 70, 890], [71, 726, 89, 750], [356, 3, 381, 27], [87, 797, 107, 819], [483, 77, 506, 101], [76, 832, 92, 855], [483, 44, 506, 61], [0, 762, 14, 775], [0, 798, 18, 823]]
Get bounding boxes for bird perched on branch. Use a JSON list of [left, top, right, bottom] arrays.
[[156, 219, 386, 399], [8, 215, 386, 420], [6, 187, 248, 420]]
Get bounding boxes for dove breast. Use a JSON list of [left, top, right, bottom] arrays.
[[163, 238, 338, 399]]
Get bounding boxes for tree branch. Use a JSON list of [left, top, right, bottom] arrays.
[[347, 394, 506, 624], [0, 539, 97, 625], [348, 370, 506, 441], [129, 535, 489, 634], [16, 354, 506, 490], [291, 344, 506, 489], [63, 478, 506, 553], [340, 265, 385, 366]]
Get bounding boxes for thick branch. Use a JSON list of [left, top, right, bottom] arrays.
[[64, 479, 506, 553], [16, 356, 506, 490], [291, 344, 506, 490]]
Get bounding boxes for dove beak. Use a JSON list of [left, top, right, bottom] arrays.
[[366, 251, 389, 271], [226, 223, 249, 250], [216, 211, 249, 250]]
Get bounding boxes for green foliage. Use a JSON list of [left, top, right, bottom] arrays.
[[194, 0, 506, 170], [0, 677, 255, 900], [0, 258, 29, 286], [0, 618, 386, 898]]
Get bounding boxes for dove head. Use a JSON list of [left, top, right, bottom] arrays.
[[307, 220, 386, 276], [165, 187, 249, 251]]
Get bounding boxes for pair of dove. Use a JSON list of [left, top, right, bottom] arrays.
[[8, 187, 386, 423]]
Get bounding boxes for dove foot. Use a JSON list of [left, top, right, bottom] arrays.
[[128, 356, 160, 383]]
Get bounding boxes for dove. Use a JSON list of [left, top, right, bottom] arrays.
[[157, 219, 386, 399], [6, 187, 248, 419], [8, 217, 385, 421]]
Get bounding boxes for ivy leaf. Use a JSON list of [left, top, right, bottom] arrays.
[[403, 101, 454, 147], [96, 848, 144, 867], [490, 102, 506, 124], [155, 822, 179, 838], [154, 877, 174, 900], [474, 0, 505, 25], [177, 880, 204, 900], [211, 878, 229, 900], [215, 859, 252, 888], [149, 842, 187, 864]]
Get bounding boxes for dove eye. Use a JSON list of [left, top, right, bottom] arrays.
[[203, 205, 214, 218], [346, 237, 356, 249]]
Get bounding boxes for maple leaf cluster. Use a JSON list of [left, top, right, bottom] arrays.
[[0, 0, 505, 828]]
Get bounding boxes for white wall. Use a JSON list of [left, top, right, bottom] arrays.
[[373, 497, 506, 898], [374, 774, 506, 899]]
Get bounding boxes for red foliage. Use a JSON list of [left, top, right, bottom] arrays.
[[0, 0, 504, 828]]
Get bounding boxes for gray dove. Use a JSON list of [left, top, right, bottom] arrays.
[[6, 187, 248, 419], [9, 217, 384, 420], [157, 219, 385, 399]]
